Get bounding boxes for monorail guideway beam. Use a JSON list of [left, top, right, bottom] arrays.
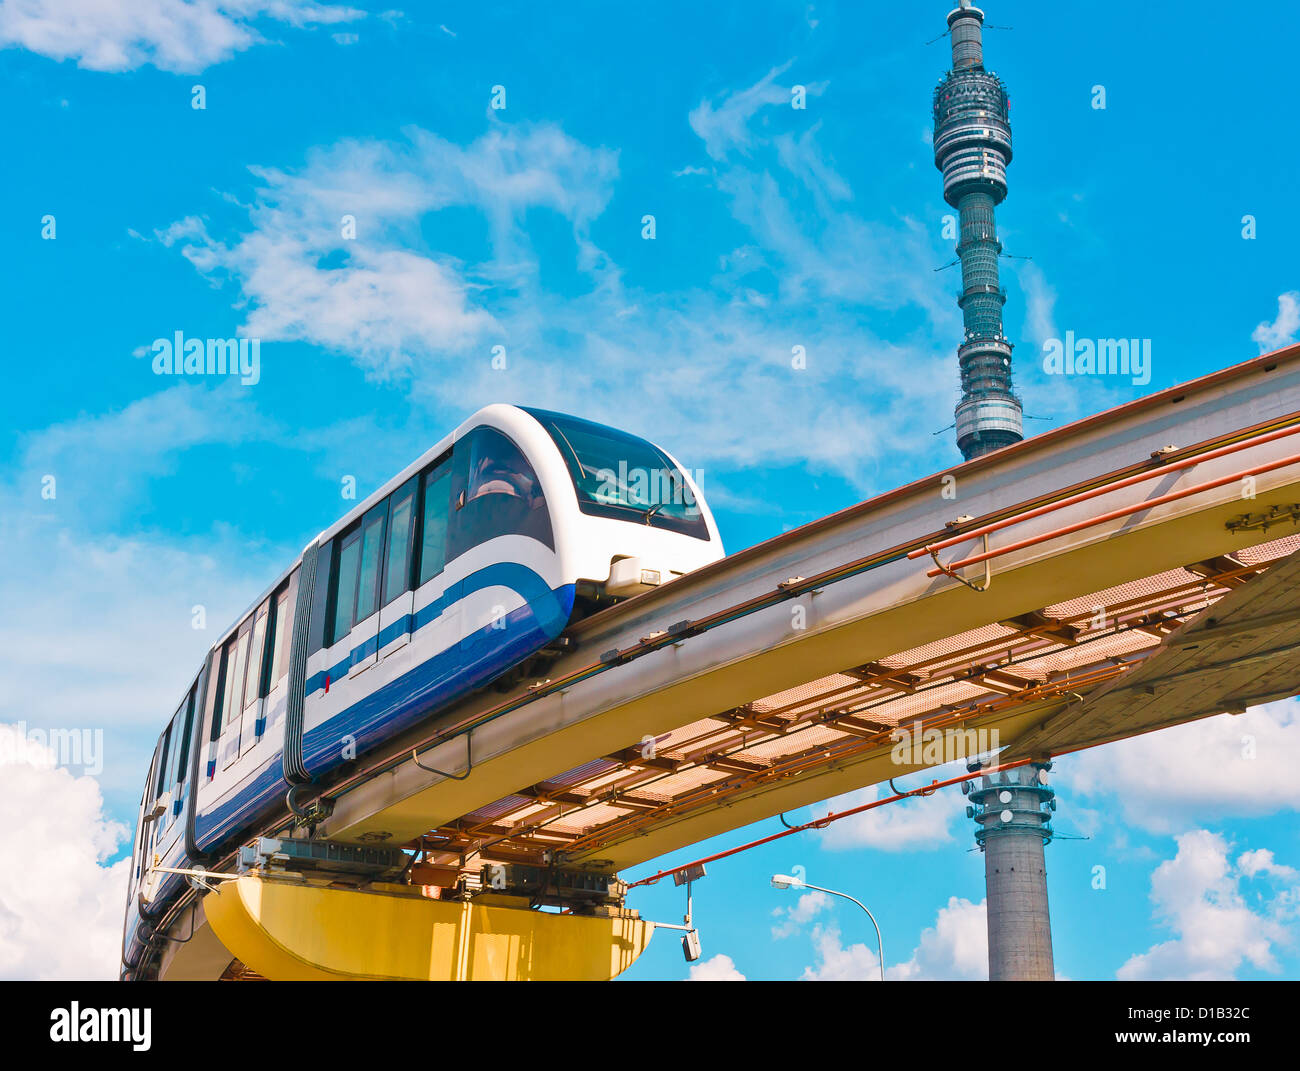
[[316, 348, 1300, 864]]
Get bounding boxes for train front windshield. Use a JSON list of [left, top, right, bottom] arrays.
[[524, 408, 710, 540]]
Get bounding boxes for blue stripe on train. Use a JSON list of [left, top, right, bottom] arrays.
[[304, 561, 563, 695], [192, 569, 573, 851]]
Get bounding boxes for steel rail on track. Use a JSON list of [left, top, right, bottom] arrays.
[[909, 420, 1300, 560], [926, 446, 1300, 577]]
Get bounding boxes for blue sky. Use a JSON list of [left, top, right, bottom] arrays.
[[1, 0, 1298, 980]]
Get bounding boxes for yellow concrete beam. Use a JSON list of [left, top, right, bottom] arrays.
[[204, 875, 651, 980]]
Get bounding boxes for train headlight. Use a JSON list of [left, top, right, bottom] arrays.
[[607, 557, 663, 597]]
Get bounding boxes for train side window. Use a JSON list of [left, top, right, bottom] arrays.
[[419, 462, 452, 585], [214, 640, 232, 738], [269, 585, 293, 684], [448, 426, 553, 559], [331, 530, 362, 645], [156, 699, 186, 822], [220, 626, 251, 735], [172, 686, 196, 790], [203, 646, 224, 744], [355, 505, 387, 622], [382, 479, 417, 606], [154, 724, 172, 802], [307, 538, 334, 656], [243, 605, 269, 709]]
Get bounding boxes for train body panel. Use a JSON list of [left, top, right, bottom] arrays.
[[122, 405, 723, 978]]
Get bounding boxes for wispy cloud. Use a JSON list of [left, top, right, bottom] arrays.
[[155, 123, 618, 382], [1017, 261, 1059, 351], [0, 0, 364, 73], [771, 889, 830, 938], [689, 62, 799, 161], [159, 85, 966, 488], [0, 385, 293, 793]]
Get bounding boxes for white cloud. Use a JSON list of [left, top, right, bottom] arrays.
[[1118, 830, 1298, 980], [687, 952, 746, 981], [0, 385, 293, 797], [164, 214, 496, 381], [1238, 849, 1299, 882], [0, 516, 274, 772], [155, 123, 618, 383], [795, 893, 987, 981], [688, 63, 797, 162], [13, 381, 275, 525], [703, 114, 944, 317], [771, 889, 830, 938], [886, 896, 987, 980], [1252, 291, 1300, 353], [159, 114, 963, 488], [810, 782, 964, 852], [0, 724, 129, 980], [1059, 699, 1300, 834], [0, 0, 363, 73], [1018, 261, 1058, 351], [800, 923, 883, 980]]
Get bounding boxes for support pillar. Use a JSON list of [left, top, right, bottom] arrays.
[[965, 759, 1056, 980]]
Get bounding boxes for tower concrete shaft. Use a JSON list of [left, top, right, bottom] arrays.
[[965, 761, 1056, 980], [933, 3, 1024, 461]]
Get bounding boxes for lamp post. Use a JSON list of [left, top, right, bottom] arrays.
[[770, 874, 885, 982]]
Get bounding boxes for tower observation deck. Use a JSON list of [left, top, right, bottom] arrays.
[[934, 2, 1024, 461]]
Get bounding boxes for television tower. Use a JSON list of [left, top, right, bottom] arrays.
[[936, 4, 1057, 983], [933, 1, 1024, 461]]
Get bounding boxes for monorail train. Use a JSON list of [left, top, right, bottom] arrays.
[[121, 405, 723, 979]]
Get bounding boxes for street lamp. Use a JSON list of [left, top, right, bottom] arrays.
[[770, 874, 886, 982]]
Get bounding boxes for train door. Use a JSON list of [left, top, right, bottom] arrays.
[[378, 477, 418, 659], [139, 726, 171, 900], [129, 774, 150, 901], [412, 456, 460, 673], [199, 645, 224, 783], [348, 502, 387, 678], [169, 686, 196, 826], [320, 526, 362, 700], [157, 690, 193, 840]]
